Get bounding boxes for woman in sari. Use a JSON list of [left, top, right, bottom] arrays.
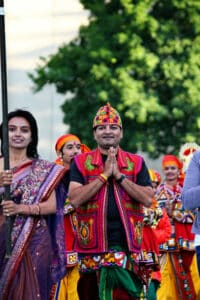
[[0, 109, 67, 300]]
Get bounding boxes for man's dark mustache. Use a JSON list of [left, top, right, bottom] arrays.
[[102, 135, 114, 138]]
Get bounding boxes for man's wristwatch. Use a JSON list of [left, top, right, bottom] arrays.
[[116, 174, 126, 184]]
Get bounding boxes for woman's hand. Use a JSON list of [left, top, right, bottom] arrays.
[[1, 200, 19, 216], [0, 170, 13, 187]]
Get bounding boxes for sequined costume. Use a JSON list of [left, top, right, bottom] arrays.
[[156, 178, 197, 299], [141, 169, 171, 299]]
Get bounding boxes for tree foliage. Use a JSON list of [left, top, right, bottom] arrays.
[[30, 0, 200, 158]]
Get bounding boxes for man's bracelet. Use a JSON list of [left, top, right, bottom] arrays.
[[116, 174, 126, 184], [98, 173, 108, 183]]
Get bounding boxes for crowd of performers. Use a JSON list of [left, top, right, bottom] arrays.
[[1, 105, 200, 300], [145, 147, 200, 300], [50, 138, 200, 299]]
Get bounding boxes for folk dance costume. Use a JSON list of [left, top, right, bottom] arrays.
[[142, 200, 171, 299], [72, 148, 151, 300], [141, 169, 171, 300], [69, 103, 153, 300], [51, 134, 90, 300], [156, 155, 198, 300]]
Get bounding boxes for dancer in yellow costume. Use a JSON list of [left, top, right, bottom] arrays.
[[51, 134, 90, 300], [157, 149, 200, 300]]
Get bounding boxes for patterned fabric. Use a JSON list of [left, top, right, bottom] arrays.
[[143, 200, 163, 228], [93, 102, 122, 128], [0, 159, 67, 300], [71, 147, 152, 299], [141, 203, 171, 300], [157, 252, 198, 300], [79, 250, 159, 278], [73, 147, 144, 254], [156, 183, 195, 251], [156, 181, 197, 300], [78, 247, 150, 299], [79, 251, 134, 271]]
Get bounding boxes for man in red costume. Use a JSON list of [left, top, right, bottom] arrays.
[[68, 103, 154, 300]]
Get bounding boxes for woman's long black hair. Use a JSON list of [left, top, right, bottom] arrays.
[[0, 109, 39, 158]]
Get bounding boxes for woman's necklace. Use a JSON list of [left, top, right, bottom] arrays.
[[10, 156, 29, 169]]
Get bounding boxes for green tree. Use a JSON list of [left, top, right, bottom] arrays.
[[30, 0, 200, 158]]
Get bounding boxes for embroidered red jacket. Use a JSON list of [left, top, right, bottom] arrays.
[[73, 147, 146, 254]]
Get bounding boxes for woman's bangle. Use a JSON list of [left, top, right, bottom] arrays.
[[28, 204, 40, 215]]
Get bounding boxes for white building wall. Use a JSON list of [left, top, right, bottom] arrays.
[[0, 0, 88, 161]]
